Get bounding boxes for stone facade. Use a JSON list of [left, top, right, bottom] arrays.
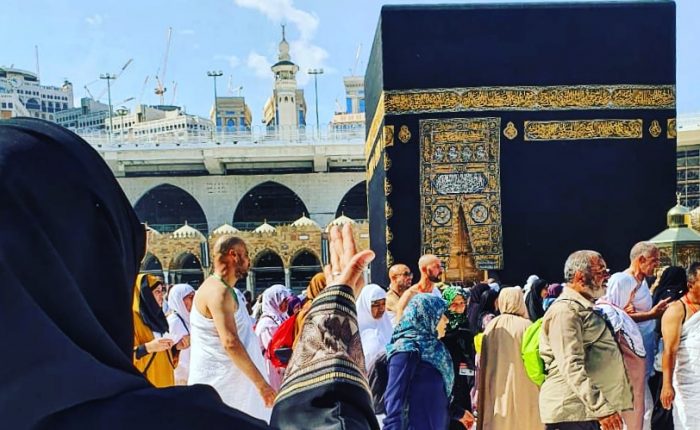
[[142, 219, 370, 294], [117, 171, 365, 230]]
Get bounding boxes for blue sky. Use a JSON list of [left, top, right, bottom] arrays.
[[2, 0, 698, 126]]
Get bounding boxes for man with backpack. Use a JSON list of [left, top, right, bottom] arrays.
[[539, 250, 632, 430]]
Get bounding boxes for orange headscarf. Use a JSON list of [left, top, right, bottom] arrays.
[[293, 273, 327, 346]]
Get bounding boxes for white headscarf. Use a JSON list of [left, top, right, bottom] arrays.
[[357, 284, 393, 370], [523, 274, 539, 296], [260, 284, 292, 325], [595, 272, 646, 357], [167, 283, 195, 326]]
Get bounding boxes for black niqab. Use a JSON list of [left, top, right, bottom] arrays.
[[525, 279, 548, 321], [137, 274, 169, 334], [467, 283, 491, 333], [653, 266, 687, 305], [0, 119, 267, 429]]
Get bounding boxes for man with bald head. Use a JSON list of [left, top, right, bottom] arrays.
[[385, 264, 414, 321], [392, 254, 445, 323]]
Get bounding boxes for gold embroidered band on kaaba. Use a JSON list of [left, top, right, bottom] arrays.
[[366, 84, 675, 183], [524, 119, 643, 141], [383, 85, 675, 114]]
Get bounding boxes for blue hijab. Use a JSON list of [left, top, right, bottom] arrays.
[[386, 294, 453, 395]]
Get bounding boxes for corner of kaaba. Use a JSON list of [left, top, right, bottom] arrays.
[[364, 1, 677, 287]]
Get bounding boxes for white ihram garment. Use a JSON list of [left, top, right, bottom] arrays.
[[673, 311, 700, 430], [188, 288, 270, 423]]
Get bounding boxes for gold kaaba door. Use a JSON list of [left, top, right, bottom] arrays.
[[419, 118, 504, 284]]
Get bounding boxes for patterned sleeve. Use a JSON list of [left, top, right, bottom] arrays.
[[271, 284, 379, 430]]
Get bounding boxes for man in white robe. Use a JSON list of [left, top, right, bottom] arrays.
[[661, 262, 700, 430], [188, 235, 275, 423]]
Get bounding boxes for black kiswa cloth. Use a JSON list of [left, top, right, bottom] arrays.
[[0, 118, 267, 429], [135, 274, 168, 334]]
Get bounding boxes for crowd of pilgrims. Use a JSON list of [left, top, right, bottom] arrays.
[[135, 248, 696, 430], [3, 119, 700, 430]]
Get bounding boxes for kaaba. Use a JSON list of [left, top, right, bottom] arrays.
[[364, 1, 676, 286]]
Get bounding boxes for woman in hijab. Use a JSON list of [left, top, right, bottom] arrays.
[[596, 273, 648, 430], [525, 279, 549, 322], [286, 295, 302, 317], [476, 288, 499, 333], [1, 119, 386, 430], [0, 118, 269, 429], [477, 287, 543, 430], [255, 284, 293, 390], [442, 286, 477, 430], [357, 284, 393, 371], [383, 294, 454, 430], [467, 283, 491, 334], [294, 272, 327, 344], [542, 283, 563, 311], [649, 265, 686, 429], [652, 266, 687, 306], [132, 274, 178, 387], [167, 283, 195, 385]]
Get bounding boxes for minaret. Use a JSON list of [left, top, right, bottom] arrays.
[[264, 25, 306, 130]]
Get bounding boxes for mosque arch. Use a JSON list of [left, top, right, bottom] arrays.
[[289, 249, 322, 293], [233, 181, 308, 229], [168, 252, 204, 289], [335, 181, 367, 220], [252, 249, 285, 295], [134, 184, 208, 235], [140, 252, 164, 278]]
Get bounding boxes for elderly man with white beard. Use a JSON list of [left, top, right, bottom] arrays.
[[538, 250, 632, 430]]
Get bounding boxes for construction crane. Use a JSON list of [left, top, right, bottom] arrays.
[[170, 81, 178, 105], [138, 75, 149, 105], [83, 58, 133, 101], [95, 58, 132, 100], [351, 43, 362, 76], [154, 27, 173, 105], [138, 76, 150, 105], [84, 85, 96, 100]]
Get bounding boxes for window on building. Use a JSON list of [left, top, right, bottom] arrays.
[[346, 97, 352, 113]]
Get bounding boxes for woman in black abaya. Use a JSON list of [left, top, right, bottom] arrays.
[[0, 118, 377, 430]]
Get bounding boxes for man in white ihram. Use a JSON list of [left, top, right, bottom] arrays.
[[188, 235, 276, 423]]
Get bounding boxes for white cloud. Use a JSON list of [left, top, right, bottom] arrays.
[[234, 0, 329, 84], [214, 54, 241, 69], [290, 39, 330, 86], [234, 0, 318, 39], [85, 14, 103, 27], [247, 52, 273, 79]]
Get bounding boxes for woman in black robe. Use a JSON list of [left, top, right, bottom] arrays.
[[525, 279, 548, 321], [0, 118, 377, 430]]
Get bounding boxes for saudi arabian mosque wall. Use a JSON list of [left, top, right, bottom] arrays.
[[116, 172, 369, 294], [117, 172, 365, 229]]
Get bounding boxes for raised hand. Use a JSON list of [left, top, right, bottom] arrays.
[[323, 223, 375, 297]]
